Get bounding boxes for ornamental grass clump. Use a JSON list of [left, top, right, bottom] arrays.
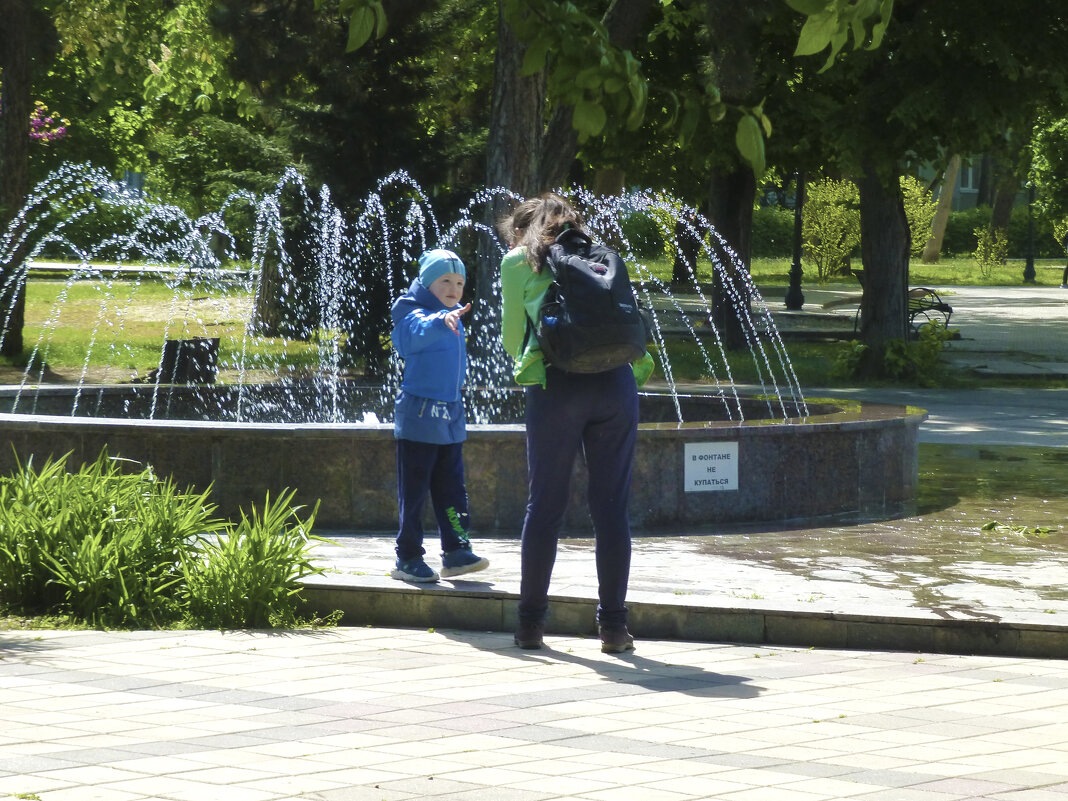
[[0, 450, 332, 629], [0, 451, 215, 627], [181, 491, 324, 629]]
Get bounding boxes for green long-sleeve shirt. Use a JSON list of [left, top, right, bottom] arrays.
[[499, 246, 655, 388]]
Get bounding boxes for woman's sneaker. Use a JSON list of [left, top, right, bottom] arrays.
[[599, 624, 635, 654], [440, 547, 490, 578], [514, 620, 545, 649], [391, 558, 440, 583]]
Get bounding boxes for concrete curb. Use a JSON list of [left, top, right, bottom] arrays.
[[301, 577, 1068, 660]]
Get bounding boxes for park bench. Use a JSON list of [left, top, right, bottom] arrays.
[[822, 273, 953, 338], [907, 287, 953, 336]]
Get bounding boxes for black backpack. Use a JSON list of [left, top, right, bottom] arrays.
[[527, 227, 648, 374]]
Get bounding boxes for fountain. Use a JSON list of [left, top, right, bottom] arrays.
[[0, 165, 924, 529]]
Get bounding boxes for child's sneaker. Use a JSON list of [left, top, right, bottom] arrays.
[[440, 547, 490, 578], [391, 558, 439, 583]]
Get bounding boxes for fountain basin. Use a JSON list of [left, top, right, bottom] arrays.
[[0, 386, 924, 530]]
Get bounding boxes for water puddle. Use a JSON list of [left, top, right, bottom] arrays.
[[669, 444, 1067, 616]]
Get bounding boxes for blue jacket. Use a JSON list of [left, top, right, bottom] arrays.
[[390, 277, 467, 443]]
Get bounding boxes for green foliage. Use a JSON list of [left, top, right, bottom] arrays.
[[832, 323, 954, 385], [735, 106, 773, 178], [1006, 204, 1061, 259], [0, 451, 216, 627], [900, 175, 937, 256], [148, 116, 295, 218], [942, 207, 989, 255], [504, 0, 647, 142], [1033, 114, 1068, 230], [935, 206, 1059, 259], [882, 321, 955, 385], [751, 206, 795, 258], [0, 450, 334, 630], [332, 0, 388, 51], [789, 0, 894, 72], [981, 520, 1059, 537], [143, 0, 258, 116], [1053, 218, 1068, 253], [182, 491, 325, 629], [618, 212, 666, 260], [802, 178, 860, 280], [831, 339, 868, 379], [973, 225, 1008, 277]]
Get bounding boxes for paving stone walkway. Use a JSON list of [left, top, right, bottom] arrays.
[[3, 627, 1068, 800]]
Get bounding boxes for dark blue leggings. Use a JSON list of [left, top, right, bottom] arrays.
[[519, 365, 638, 628], [395, 439, 470, 561]]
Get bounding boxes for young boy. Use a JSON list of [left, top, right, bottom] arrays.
[[389, 248, 489, 582]]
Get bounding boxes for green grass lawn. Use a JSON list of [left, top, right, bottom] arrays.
[[636, 254, 1066, 288], [4, 261, 1064, 390], [6, 278, 324, 383]]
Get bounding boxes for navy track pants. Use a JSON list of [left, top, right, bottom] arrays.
[[395, 439, 470, 561], [518, 364, 638, 628]]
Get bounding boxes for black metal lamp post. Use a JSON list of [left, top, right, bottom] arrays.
[[1061, 231, 1068, 288], [1023, 182, 1036, 284], [784, 171, 805, 310]]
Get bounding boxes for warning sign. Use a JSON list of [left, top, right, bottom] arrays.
[[683, 442, 738, 492]]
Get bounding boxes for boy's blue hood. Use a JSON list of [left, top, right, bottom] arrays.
[[391, 277, 455, 325]]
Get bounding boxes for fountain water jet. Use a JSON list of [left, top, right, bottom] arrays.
[[0, 164, 924, 529]]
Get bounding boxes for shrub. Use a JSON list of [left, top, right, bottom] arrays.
[[832, 322, 954, 385], [882, 321, 956, 386], [0, 451, 216, 626], [944, 205, 1061, 259], [943, 207, 990, 255], [751, 206, 794, 258], [1006, 205, 1061, 259], [832, 339, 868, 379], [802, 178, 861, 280], [618, 210, 667, 260], [182, 491, 323, 629], [900, 175, 937, 256], [973, 226, 1008, 277], [0, 450, 333, 629]]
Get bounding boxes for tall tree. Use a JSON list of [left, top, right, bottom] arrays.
[[784, 0, 1068, 366], [920, 154, 960, 264], [0, 0, 57, 356]]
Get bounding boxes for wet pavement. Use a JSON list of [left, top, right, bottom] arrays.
[[307, 440, 1068, 655]]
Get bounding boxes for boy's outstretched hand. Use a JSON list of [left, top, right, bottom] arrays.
[[444, 302, 472, 334]]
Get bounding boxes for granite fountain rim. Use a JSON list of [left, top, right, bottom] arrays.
[[0, 383, 928, 435]]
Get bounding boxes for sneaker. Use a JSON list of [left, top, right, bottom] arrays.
[[440, 548, 490, 578], [390, 558, 439, 583], [599, 624, 635, 654], [514, 620, 545, 650]]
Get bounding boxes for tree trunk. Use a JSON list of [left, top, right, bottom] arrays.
[[975, 154, 993, 207], [537, 0, 656, 191], [990, 165, 1019, 235], [706, 167, 754, 350], [857, 163, 910, 365], [0, 0, 33, 357], [485, 5, 545, 201], [921, 154, 959, 264], [480, 1, 546, 305], [671, 216, 701, 286]]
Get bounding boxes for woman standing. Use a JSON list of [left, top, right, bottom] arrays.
[[498, 194, 653, 653]]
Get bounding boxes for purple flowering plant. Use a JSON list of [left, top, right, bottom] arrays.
[[29, 101, 70, 143]]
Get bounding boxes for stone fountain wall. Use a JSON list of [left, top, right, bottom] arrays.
[[0, 398, 924, 532]]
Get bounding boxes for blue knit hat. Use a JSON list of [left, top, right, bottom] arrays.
[[418, 249, 466, 288]]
